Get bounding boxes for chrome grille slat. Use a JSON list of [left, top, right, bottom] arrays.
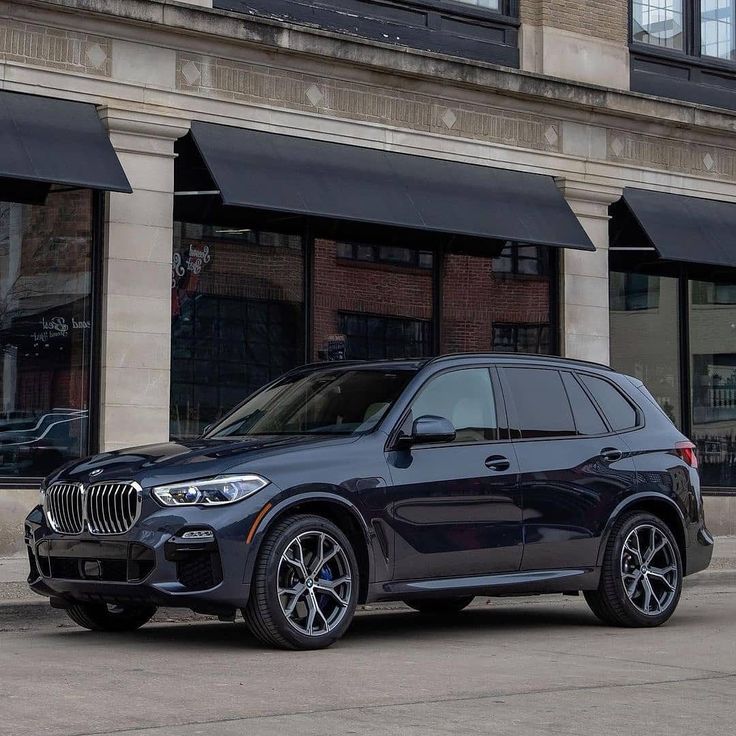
[[46, 483, 83, 534], [86, 482, 140, 536]]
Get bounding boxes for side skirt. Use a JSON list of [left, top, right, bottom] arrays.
[[368, 567, 600, 602]]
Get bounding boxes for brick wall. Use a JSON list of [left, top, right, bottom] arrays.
[[520, 0, 628, 44]]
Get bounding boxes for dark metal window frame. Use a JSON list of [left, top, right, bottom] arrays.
[[0, 189, 104, 489], [630, 0, 736, 110]]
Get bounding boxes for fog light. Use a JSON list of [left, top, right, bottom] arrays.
[[181, 530, 214, 540]]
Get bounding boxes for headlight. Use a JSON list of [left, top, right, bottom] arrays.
[[151, 475, 269, 507]]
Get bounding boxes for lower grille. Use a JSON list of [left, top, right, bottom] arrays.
[[45, 483, 84, 534], [86, 483, 141, 535]]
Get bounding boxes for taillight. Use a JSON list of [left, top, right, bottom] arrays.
[[675, 441, 698, 469]]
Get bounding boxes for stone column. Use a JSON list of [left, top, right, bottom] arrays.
[[556, 180, 623, 366], [98, 109, 189, 452]]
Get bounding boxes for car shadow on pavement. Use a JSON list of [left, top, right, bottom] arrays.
[[36, 601, 601, 651]]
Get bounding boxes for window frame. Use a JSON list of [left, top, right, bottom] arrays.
[[630, 0, 736, 69], [386, 364, 511, 450], [574, 370, 645, 435]]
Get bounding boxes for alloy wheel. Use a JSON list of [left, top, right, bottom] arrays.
[[620, 524, 678, 616], [277, 530, 353, 636]]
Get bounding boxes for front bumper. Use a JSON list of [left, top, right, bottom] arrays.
[[24, 501, 259, 614]]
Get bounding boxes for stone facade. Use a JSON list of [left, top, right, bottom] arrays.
[[2, 0, 736, 550]]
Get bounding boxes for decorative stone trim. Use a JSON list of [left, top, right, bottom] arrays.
[[0, 19, 111, 76], [176, 53, 563, 154], [607, 129, 736, 181]]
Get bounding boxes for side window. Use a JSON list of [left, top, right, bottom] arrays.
[[402, 368, 498, 443], [561, 372, 608, 436], [504, 367, 576, 439], [579, 374, 639, 431]]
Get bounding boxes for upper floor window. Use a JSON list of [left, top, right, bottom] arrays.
[[632, 0, 736, 62], [452, 0, 500, 8], [633, 1, 684, 50], [702, 0, 735, 60]]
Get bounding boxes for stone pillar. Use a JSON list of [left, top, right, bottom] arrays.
[[520, 0, 629, 89], [556, 180, 623, 366], [98, 109, 189, 452]]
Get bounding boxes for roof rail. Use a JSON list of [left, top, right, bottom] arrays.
[[425, 352, 613, 371]]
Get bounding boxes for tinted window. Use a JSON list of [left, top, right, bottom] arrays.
[[580, 375, 638, 431], [210, 369, 414, 437], [403, 368, 498, 443], [561, 372, 608, 435], [505, 368, 576, 439]]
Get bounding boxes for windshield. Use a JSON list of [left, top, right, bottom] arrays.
[[208, 368, 415, 438]]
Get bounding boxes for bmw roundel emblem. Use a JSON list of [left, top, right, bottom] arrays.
[[90, 468, 103, 478]]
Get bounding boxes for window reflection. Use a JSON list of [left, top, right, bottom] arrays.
[[171, 223, 305, 439], [0, 191, 93, 477], [632, 0, 684, 50], [610, 272, 681, 426], [690, 279, 736, 487], [443, 244, 554, 354], [313, 239, 434, 362], [701, 0, 736, 60]]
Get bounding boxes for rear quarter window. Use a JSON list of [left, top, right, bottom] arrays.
[[579, 374, 639, 431]]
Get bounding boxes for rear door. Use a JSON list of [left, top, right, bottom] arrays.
[[499, 366, 639, 571]]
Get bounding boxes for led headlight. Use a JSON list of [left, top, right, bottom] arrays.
[[152, 475, 269, 507]]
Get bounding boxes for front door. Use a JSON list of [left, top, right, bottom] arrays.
[[385, 366, 522, 581]]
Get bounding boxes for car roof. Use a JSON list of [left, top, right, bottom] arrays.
[[292, 353, 613, 374]]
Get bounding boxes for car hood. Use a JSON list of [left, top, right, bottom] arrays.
[[48, 434, 360, 489]]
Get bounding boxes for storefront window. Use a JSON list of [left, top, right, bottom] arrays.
[[610, 272, 681, 426], [689, 279, 736, 487], [312, 239, 434, 361], [171, 223, 305, 439], [442, 244, 554, 354], [0, 190, 94, 478]]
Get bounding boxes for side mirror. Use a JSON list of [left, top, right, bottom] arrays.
[[399, 415, 456, 448]]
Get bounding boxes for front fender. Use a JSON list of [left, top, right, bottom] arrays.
[[242, 489, 377, 594]]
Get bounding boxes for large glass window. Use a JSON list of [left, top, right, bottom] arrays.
[[689, 279, 736, 487], [633, 0, 684, 50], [701, 0, 736, 60], [610, 272, 681, 427], [451, 0, 500, 8], [171, 223, 305, 439], [312, 239, 434, 362], [442, 244, 554, 355], [0, 191, 94, 478]]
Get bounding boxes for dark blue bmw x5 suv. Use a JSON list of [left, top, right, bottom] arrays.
[[25, 354, 714, 649]]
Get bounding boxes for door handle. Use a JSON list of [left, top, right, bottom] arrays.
[[600, 447, 623, 463], [485, 455, 511, 472]]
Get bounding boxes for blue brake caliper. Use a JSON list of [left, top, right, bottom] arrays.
[[317, 564, 333, 610]]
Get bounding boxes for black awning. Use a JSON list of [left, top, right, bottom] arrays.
[[185, 122, 594, 251], [612, 188, 736, 268], [0, 91, 131, 200]]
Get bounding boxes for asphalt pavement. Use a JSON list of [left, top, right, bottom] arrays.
[[1, 541, 735, 736]]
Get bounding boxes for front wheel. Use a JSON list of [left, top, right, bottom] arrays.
[[243, 514, 359, 650], [403, 596, 474, 615], [585, 512, 683, 628], [65, 602, 157, 632]]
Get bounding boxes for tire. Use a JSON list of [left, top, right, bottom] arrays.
[[65, 602, 157, 632], [585, 511, 683, 628], [243, 514, 359, 650], [403, 596, 474, 615]]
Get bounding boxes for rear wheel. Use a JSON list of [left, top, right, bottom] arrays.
[[585, 512, 682, 628], [65, 602, 157, 632], [243, 514, 359, 650], [403, 596, 474, 615]]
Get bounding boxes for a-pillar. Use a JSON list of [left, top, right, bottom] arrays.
[[98, 108, 188, 451], [556, 180, 623, 366]]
